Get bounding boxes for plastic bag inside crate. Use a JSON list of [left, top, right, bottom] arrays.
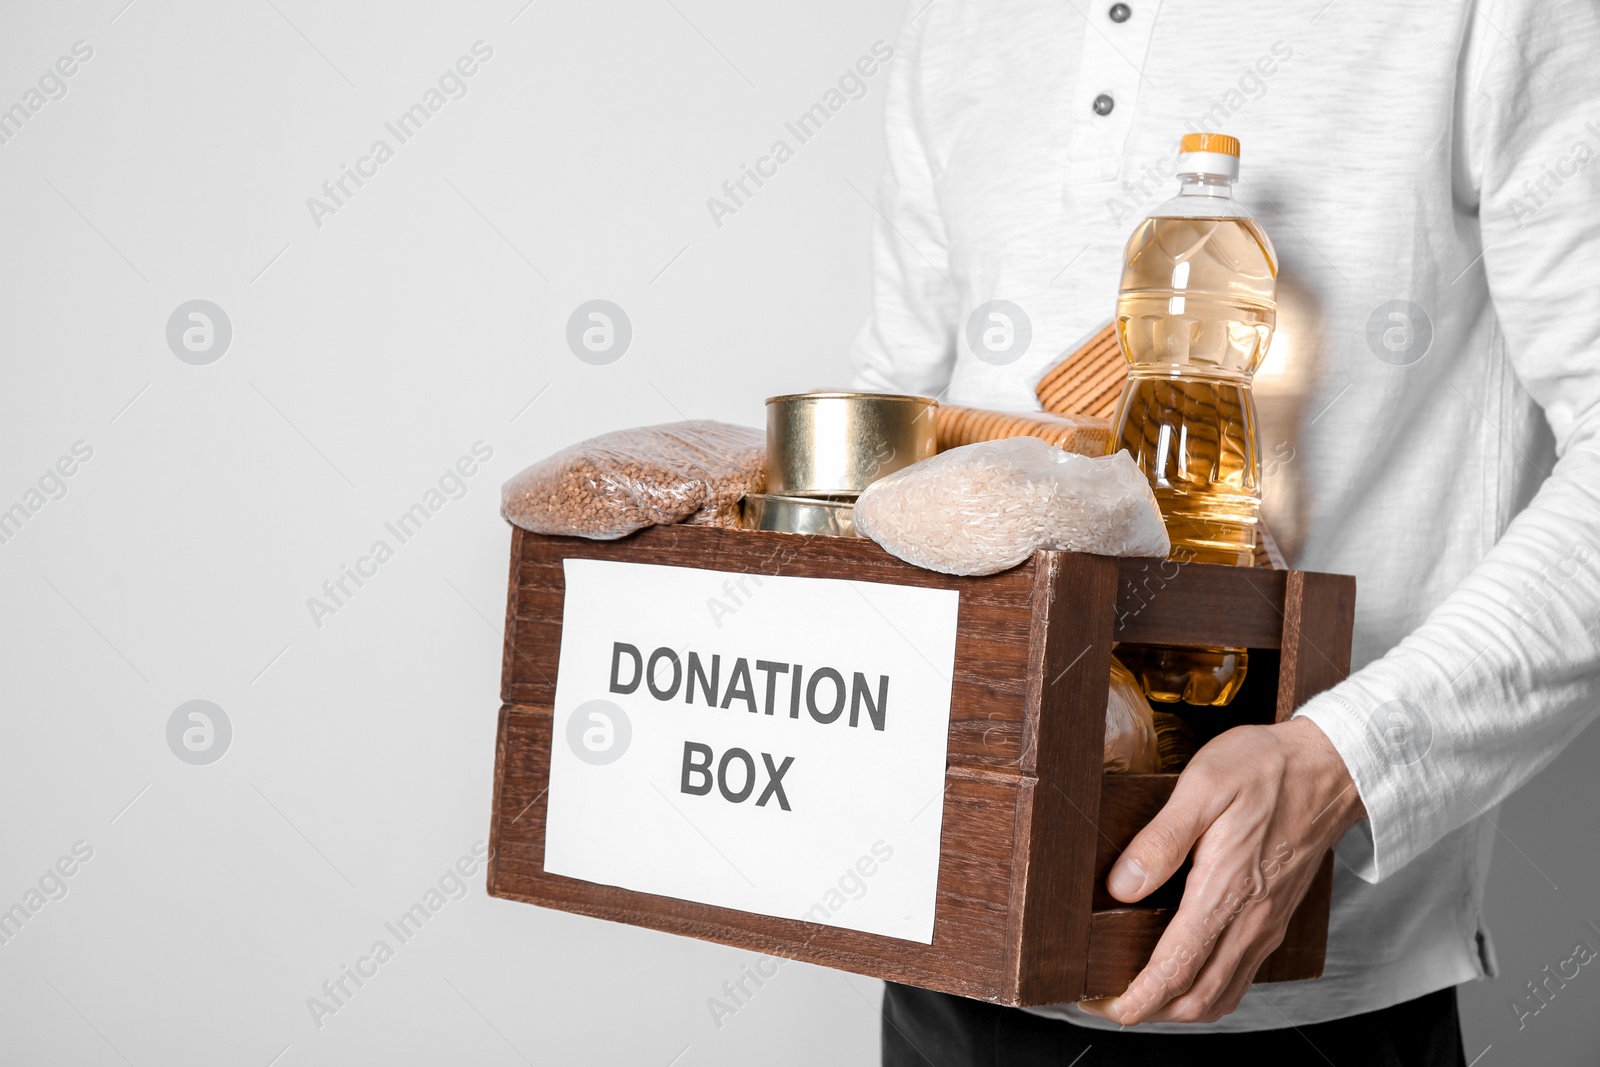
[[853, 437, 1170, 576], [501, 420, 765, 540]]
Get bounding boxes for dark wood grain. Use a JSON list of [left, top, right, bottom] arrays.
[[1259, 569, 1357, 983], [1260, 851, 1336, 984], [1085, 773, 1331, 994], [499, 525, 523, 690], [487, 524, 1353, 1005], [502, 526, 1038, 772], [1011, 553, 1119, 1004], [488, 704, 1018, 998], [1083, 907, 1177, 999], [1274, 570, 1358, 720], [1092, 775, 1185, 912], [1083, 890, 1336, 1002], [1113, 559, 1289, 649]]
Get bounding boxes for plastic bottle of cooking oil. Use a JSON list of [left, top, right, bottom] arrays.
[[1109, 132, 1276, 707]]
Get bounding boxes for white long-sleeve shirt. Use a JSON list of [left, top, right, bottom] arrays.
[[851, 0, 1600, 1032]]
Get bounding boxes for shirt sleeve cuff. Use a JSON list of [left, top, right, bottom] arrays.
[[1293, 687, 1412, 884]]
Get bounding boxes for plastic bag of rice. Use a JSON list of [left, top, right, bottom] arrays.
[[501, 421, 764, 540], [852, 437, 1170, 575]]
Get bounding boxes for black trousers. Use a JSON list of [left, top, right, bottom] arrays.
[[882, 983, 1467, 1067]]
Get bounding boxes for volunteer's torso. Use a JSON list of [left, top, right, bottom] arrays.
[[865, 0, 1545, 1032]]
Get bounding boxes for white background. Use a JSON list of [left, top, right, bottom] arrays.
[[0, 1, 1595, 1064]]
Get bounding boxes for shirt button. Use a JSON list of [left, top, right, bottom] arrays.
[[1092, 93, 1115, 116], [1109, 3, 1131, 22]]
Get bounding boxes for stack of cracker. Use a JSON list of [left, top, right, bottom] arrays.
[[933, 322, 1127, 458], [1034, 322, 1126, 420], [934, 406, 1110, 456]]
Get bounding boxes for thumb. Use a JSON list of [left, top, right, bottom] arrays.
[[1108, 770, 1230, 902]]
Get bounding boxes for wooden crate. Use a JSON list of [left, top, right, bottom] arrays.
[[486, 524, 1355, 1006]]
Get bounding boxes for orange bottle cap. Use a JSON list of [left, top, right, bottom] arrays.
[[1180, 133, 1240, 157]]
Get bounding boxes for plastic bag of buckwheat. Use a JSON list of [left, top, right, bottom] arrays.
[[501, 421, 765, 540]]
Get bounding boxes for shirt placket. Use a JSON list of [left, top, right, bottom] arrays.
[[1062, 0, 1161, 185]]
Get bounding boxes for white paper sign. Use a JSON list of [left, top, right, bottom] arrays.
[[544, 558, 960, 943]]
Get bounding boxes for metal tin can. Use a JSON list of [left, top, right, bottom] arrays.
[[765, 391, 938, 496], [742, 493, 859, 537]]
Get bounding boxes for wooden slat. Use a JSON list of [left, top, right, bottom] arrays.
[[1259, 568, 1357, 983], [1091, 775, 1185, 912], [1084, 883, 1335, 1002], [1112, 559, 1289, 649], [487, 704, 1024, 1000], [1012, 553, 1120, 1004], [1261, 852, 1335, 983], [502, 529, 1297, 769], [1087, 771, 1327, 994], [503, 526, 1040, 772], [500, 525, 526, 690], [1274, 570, 1358, 720], [1083, 907, 1175, 999]]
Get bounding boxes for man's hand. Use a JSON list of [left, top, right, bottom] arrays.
[[1078, 716, 1364, 1025]]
